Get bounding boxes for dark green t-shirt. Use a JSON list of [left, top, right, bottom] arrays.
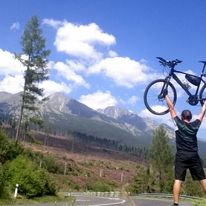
[[174, 116, 201, 153]]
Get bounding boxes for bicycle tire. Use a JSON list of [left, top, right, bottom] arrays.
[[199, 83, 206, 106], [144, 79, 177, 115]]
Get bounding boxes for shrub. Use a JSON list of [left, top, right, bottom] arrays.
[[87, 181, 116, 192], [24, 149, 64, 174], [4, 155, 56, 198], [0, 130, 23, 164], [0, 164, 9, 198], [42, 156, 63, 174]]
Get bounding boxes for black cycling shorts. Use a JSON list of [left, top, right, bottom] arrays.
[[175, 151, 206, 181]]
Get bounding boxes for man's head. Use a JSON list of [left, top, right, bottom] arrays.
[[181, 109, 192, 122]]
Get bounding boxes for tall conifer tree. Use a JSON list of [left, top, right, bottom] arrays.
[[15, 16, 50, 140], [149, 125, 174, 192]]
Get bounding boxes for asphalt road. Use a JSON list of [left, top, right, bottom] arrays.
[[75, 195, 125, 206], [128, 197, 192, 206], [7, 195, 193, 206]]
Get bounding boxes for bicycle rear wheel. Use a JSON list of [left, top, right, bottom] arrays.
[[144, 79, 177, 115], [199, 83, 206, 105]]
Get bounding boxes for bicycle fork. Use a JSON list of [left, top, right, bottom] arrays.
[[158, 76, 171, 99]]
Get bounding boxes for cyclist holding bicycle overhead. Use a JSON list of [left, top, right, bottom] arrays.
[[164, 92, 206, 206]]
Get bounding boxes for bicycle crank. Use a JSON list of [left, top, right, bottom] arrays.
[[187, 96, 198, 106]]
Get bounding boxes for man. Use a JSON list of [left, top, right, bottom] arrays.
[[165, 94, 206, 206]]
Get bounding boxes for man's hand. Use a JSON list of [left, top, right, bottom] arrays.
[[165, 94, 177, 118], [162, 89, 168, 98], [202, 100, 206, 112], [197, 100, 206, 122]]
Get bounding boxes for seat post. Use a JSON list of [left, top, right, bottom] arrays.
[[200, 61, 206, 74], [202, 64, 206, 75]]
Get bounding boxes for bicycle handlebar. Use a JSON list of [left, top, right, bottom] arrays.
[[157, 57, 182, 68]]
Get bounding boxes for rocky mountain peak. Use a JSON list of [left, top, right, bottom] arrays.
[[43, 92, 71, 113], [98, 106, 131, 119]]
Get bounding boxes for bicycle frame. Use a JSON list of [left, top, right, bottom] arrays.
[[164, 64, 206, 102]]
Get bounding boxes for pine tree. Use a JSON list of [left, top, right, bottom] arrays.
[[15, 16, 50, 140], [149, 125, 174, 192], [129, 164, 156, 194]]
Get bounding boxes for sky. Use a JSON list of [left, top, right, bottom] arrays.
[[1, 0, 206, 139]]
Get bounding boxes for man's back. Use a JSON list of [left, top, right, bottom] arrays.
[[174, 116, 201, 153]]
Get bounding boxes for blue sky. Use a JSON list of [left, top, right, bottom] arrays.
[[1, 0, 206, 139]]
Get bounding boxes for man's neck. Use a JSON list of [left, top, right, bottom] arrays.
[[183, 119, 190, 123]]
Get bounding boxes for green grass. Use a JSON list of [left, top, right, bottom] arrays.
[[0, 193, 76, 205], [192, 199, 206, 206]]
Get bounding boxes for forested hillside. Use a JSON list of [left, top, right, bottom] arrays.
[[1, 125, 206, 202]]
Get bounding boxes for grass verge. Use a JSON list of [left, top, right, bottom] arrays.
[[0, 193, 76, 205], [192, 199, 206, 206]]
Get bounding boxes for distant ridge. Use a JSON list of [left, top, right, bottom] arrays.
[[0, 92, 174, 148]]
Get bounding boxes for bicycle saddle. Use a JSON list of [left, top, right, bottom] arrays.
[[199, 60, 206, 64]]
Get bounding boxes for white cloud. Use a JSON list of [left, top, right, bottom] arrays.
[[10, 22, 20, 31], [43, 19, 157, 89], [0, 75, 24, 94], [0, 74, 72, 97], [65, 59, 86, 72], [42, 18, 64, 28], [140, 105, 175, 120], [41, 80, 72, 96], [140, 105, 168, 117], [108, 50, 118, 57], [0, 49, 25, 75], [88, 56, 153, 87], [120, 95, 139, 106], [139, 107, 175, 128], [53, 21, 116, 60], [128, 96, 139, 105], [79, 90, 117, 110], [0, 49, 73, 96], [53, 61, 89, 88]]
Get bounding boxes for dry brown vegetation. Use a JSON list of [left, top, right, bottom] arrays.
[[23, 139, 139, 192]]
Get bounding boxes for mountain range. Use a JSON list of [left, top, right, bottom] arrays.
[[1, 92, 206, 157], [0, 92, 175, 147]]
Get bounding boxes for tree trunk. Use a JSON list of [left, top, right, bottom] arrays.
[[15, 84, 26, 141]]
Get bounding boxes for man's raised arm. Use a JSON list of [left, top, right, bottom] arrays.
[[165, 95, 177, 119], [197, 101, 206, 122]]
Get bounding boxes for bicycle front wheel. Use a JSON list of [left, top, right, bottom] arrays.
[[144, 79, 177, 115]]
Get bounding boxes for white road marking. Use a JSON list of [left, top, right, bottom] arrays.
[[76, 199, 91, 201], [71, 194, 126, 206], [87, 199, 126, 206]]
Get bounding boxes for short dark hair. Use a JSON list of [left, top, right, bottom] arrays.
[[181, 110, 192, 121]]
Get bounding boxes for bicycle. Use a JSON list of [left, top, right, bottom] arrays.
[[144, 57, 206, 115]]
